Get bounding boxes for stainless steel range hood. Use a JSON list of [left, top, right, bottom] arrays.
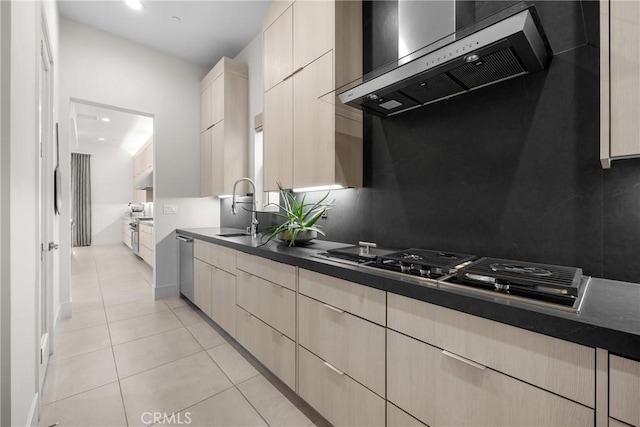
[[338, 3, 552, 117]]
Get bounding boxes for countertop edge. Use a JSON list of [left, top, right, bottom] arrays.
[[176, 228, 640, 360]]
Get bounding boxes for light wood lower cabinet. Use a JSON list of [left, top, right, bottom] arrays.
[[122, 219, 131, 248], [298, 345, 385, 427], [610, 418, 634, 427], [387, 293, 595, 407], [236, 306, 295, 390], [298, 268, 386, 326], [387, 402, 426, 427], [193, 240, 236, 275], [193, 258, 212, 318], [236, 251, 296, 291], [387, 329, 594, 427], [610, 355, 640, 426], [211, 267, 236, 338], [236, 270, 295, 339], [298, 294, 385, 396]]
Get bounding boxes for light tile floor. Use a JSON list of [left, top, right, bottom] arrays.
[[40, 244, 323, 427]]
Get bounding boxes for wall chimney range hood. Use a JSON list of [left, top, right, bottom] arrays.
[[135, 170, 153, 191], [338, 3, 552, 118]]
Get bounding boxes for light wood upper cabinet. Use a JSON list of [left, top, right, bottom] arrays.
[[601, 0, 640, 167], [263, 79, 294, 190], [293, 52, 336, 188], [293, 0, 333, 71], [132, 139, 153, 203], [262, 0, 363, 191], [610, 354, 640, 426], [199, 57, 248, 196], [264, 5, 293, 92]]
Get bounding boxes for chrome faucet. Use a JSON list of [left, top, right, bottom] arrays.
[[231, 177, 259, 237]]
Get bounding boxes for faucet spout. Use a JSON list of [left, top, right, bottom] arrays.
[[231, 177, 259, 237]]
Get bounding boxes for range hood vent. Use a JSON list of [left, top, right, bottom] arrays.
[[338, 3, 552, 118], [135, 171, 153, 191]]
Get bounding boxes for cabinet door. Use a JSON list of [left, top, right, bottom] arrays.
[[200, 128, 213, 197], [387, 329, 594, 427], [264, 79, 293, 191], [200, 123, 224, 197], [293, 51, 335, 189], [298, 345, 385, 427], [210, 121, 225, 196], [610, 1, 640, 157], [236, 306, 296, 390], [298, 294, 385, 396], [211, 267, 236, 337], [200, 84, 212, 132], [210, 74, 224, 127], [193, 258, 212, 318], [293, 0, 333, 70], [264, 6, 293, 92], [610, 355, 640, 426], [236, 270, 296, 339]]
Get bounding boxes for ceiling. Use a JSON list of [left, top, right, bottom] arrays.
[[58, 0, 271, 68], [73, 102, 154, 156]]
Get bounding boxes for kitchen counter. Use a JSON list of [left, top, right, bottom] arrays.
[[176, 227, 640, 360]]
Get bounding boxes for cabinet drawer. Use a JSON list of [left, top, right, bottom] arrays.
[[140, 231, 152, 250], [387, 402, 426, 427], [298, 346, 385, 427], [387, 293, 595, 407], [193, 258, 212, 317], [235, 306, 295, 390], [211, 268, 236, 338], [140, 245, 153, 267], [298, 269, 385, 325], [298, 294, 385, 396], [236, 270, 295, 339], [236, 251, 296, 291], [610, 355, 640, 426], [610, 418, 634, 427], [194, 240, 236, 274], [387, 329, 594, 427]]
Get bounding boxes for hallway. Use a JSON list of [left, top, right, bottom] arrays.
[[39, 245, 319, 427]]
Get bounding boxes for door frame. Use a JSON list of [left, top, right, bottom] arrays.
[[36, 7, 54, 408]]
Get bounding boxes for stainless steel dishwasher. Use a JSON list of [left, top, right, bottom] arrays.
[[176, 234, 194, 303]]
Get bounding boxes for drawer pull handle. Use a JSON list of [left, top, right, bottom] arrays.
[[323, 303, 344, 314], [283, 67, 304, 81], [272, 329, 284, 337], [242, 310, 252, 317], [442, 350, 486, 371], [323, 361, 344, 376]]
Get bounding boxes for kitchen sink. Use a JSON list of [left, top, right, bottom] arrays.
[[216, 232, 252, 238]]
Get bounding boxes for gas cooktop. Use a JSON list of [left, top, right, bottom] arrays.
[[315, 244, 590, 313]]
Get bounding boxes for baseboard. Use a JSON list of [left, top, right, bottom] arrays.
[[25, 392, 38, 427], [154, 283, 179, 299], [55, 301, 72, 327]]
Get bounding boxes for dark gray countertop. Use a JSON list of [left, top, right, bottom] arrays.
[[176, 227, 640, 360]]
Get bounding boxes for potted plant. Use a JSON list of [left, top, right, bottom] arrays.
[[261, 185, 332, 247]]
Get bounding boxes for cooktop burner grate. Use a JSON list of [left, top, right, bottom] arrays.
[[457, 257, 582, 295], [380, 249, 477, 270]]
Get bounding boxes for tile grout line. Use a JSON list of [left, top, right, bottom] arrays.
[[96, 257, 132, 427]]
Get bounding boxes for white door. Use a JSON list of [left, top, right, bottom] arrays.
[[37, 23, 54, 397]]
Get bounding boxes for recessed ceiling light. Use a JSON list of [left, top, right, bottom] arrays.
[[101, 117, 111, 122], [98, 137, 106, 141], [124, 0, 143, 11]]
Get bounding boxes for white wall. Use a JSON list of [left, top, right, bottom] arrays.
[[4, 1, 60, 425], [74, 143, 133, 245], [59, 18, 217, 301]]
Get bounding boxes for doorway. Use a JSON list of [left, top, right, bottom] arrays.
[[68, 100, 154, 270]]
